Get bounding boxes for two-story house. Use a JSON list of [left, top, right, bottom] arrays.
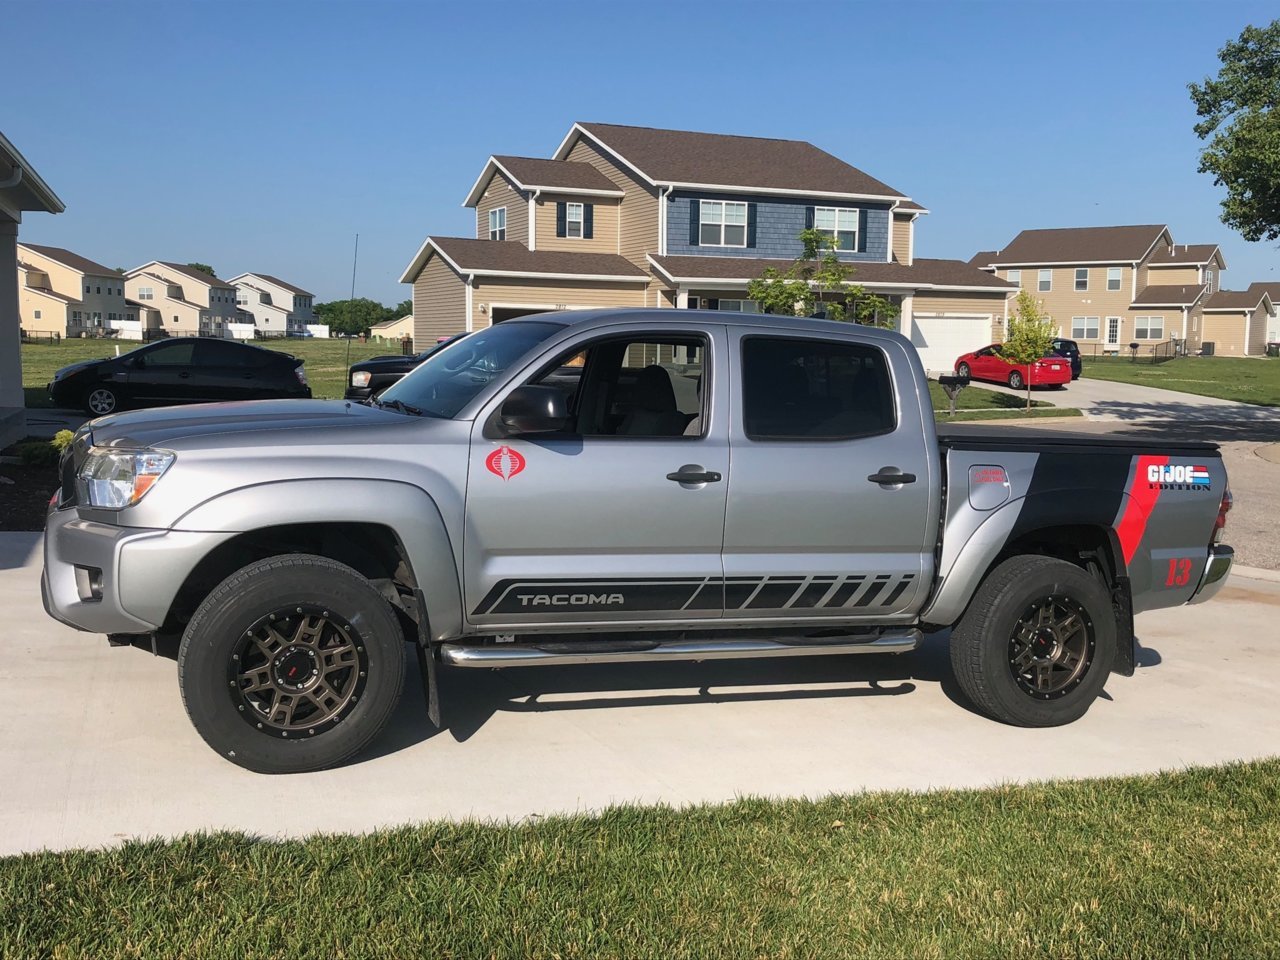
[[971, 225, 1274, 356], [16, 243, 130, 337], [401, 122, 1014, 371], [227, 272, 316, 336], [123, 261, 239, 337]]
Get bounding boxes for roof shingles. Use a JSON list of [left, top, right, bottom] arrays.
[[988, 225, 1168, 265], [492, 156, 621, 194], [650, 254, 1014, 289], [1130, 284, 1205, 307], [19, 243, 118, 277], [430, 237, 647, 278]]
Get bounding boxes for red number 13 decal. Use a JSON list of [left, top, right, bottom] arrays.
[[1165, 558, 1192, 587]]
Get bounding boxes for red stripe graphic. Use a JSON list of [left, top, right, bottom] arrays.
[[1115, 454, 1167, 567]]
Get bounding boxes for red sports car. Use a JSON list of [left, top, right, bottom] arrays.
[[954, 344, 1072, 389]]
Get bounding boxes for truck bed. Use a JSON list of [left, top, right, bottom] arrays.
[[936, 424, 1220, 456]]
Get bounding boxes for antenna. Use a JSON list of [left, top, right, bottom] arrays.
[[344, 232, 359, 371]]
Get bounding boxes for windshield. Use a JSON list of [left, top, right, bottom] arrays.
[[378, 320, 565, 418]]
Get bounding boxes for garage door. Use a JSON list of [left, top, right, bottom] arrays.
[[909, 315, 991, 375]]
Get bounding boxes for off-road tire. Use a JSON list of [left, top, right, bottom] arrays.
[[950, 555, 1116, 726], [178, 554, 406, 773]]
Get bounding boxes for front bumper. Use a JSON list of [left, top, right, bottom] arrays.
[[42, 506, 235, 635], [1188, 545, 1233, 604]]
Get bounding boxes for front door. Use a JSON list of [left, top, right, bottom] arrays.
[[1106, 317, 1120, 349], [464, 323, 728, 629], [721, 331, 935, 622]]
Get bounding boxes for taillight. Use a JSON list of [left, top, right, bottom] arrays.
[[294, 365, 308, 387], [1213, 487, 1232, 543]]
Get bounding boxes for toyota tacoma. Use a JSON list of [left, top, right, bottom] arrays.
[[42, 310, 1234, 773]]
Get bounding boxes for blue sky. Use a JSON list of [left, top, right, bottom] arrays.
[[5, 0, 1278, 305]]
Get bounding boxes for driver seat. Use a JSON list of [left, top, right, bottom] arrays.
[[618, 365, 687, 436]]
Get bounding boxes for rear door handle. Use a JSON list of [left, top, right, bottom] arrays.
[[867, 467, 916, 486], [667, 465, 722, 484]]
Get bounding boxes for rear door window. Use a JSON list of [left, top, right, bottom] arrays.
[[140, 341, 196, 366], [741, 336, 894, 440]]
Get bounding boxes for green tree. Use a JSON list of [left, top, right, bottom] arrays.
[[314, 297, 394, 336], [1002, 290, 1055, 411], [393, 298, 413, 318], [1189, 21, 1280, 241], [746, 229, 898, 327], [186, 262, 217, 278]]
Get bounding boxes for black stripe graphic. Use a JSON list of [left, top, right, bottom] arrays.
[[683, 580, 723, 611], [823, 576, 866, 608], [746, 577, 806, 610], [790, 577, 839, 608], [854, 575, 892, 607], [881, 575, 915, 608], [724, 578, 762, 610]]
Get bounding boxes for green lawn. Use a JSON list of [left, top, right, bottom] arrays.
[[927, 379, 1081, 422], [1083, 356, 1280, 407], [20, 337, 397, 408], [2, 760, 1277, 958]]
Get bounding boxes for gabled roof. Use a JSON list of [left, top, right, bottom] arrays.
[[968, 250, 998, 269], [18, 242, 117, 277], [987, 225, 1170, 266], [0, 130, 64, 214], [24, 286, 80, 304], [555, 121, 914, 203], [1203, 288, 1271, 312], [463, 155, 623, 206], [228, 272, 314, 296], [648, 254, 1016, 292], [400, 236, 649, 284], [371, 315, 413, 330], [127, 261, 235, 289], [1247, 282, 1280, 308], [1147, 243, 1222, 267], [1130, 284, 1206, 307]]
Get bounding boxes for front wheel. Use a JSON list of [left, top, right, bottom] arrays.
[[950, 555, 1116, 726], [1008, 370, 1025, 390], [957, 362, 971, 378], [84, 386, 119, 416], [178, 554, 406, 773]]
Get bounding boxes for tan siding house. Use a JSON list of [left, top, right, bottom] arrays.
[[891, 212, 914, 265], [474, 173, 528, 244], [17, 243, 126, 336], [413, 255, 467, 345], [562, 137, 658, 265], [534, 193, 620, 253]]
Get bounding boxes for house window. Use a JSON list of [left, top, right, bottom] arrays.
[[1134, 316, 1164, 340], [92, 312, 102, 322], [85, 285, 90, 294], [96, 286, 101, 294], [237, 293, 248, 306], [699, 200, 747, 247], [1205, 268, 1215, 292], [1107, 267, 1122, 291], [138, 287, 153, 300], [814, 207, 858, 251], [566, 202, 584, 239], [1038, 269, 1052, 292], [34, 310, 41, 319], [1007, 269, 1021, 285], [1074, 268, 1089, 291], [1071, 316, 1100, 339], [72, 311, 82, 322], [489, 207, 507, 241], [714, 299, 759, 313]]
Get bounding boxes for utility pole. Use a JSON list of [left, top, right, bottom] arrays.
[[344, 232, 359, 370]]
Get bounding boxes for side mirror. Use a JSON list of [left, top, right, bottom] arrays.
[[499, 385, 569, 434]]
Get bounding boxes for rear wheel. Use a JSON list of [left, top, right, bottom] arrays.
[[1008, 370, 1025, 390], [957, 362, 971, 378], [950, 555, 1116, 726], [84, 386, 118, 416], [178, 554, 406, 773]]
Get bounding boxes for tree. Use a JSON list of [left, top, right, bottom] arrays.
[[746, 229, 898, 327], [1189, 21, 1280, 241], [314, 297, 395, 336], [186, 262, 217, 278], [393, 298, 413, 318], [1002, 290, 1055, 411]]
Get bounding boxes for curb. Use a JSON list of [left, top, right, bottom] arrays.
[[1231, 564, 1280, 584]]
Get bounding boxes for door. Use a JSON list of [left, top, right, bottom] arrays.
[[1105, 317, 1120, 349], [721, 332, 934, 621], [194, 339, 268, 400], [126, 339, 207, 404], [464, 323, 729, 629]]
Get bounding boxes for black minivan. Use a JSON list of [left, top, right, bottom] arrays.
[[48, 337, 311, 415]]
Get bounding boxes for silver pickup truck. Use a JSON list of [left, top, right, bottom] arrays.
[[42, 310, 1235, 773]]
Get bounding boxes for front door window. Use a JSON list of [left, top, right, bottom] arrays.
[[1106, 317, 1120, 347]]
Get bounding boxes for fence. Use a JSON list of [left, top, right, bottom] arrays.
[[19, 329, 62, 344], [1079, 339, 1178, 365]]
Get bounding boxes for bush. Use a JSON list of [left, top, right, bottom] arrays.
[[15, 434, 67, 469], [51, 429, 74, 453]]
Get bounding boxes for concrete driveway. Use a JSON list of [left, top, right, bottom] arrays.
[[963, 374, 1279, 422], [3, 531, 1278, 857]]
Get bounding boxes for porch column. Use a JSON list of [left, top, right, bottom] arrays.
[[0, 217, 24, 447], [675, 287, 689, 309], [899, 294, 913, 338]]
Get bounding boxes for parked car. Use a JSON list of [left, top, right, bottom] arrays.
[[43, 309, 1233, 773], [47, 337, 310, 415], [1050, 338, 1083, 380], [954, 344, 1071, 389], [345, 333, 467, 401]]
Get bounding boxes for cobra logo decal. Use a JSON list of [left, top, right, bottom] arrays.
[[485, 445, 526, 481]]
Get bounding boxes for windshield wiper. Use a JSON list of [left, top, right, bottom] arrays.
[[374, 397, 425, 417]]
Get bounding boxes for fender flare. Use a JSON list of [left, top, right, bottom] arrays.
[[172, 478, 465, 640]]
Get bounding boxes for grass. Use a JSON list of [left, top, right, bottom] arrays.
[[2, 760, 1278, 959], [1082, 356, 1280, 407], [20, 337, 398, 408], [928, 379, 1081, 422]]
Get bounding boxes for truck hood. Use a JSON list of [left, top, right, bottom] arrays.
[[86, 399, 411, 449]]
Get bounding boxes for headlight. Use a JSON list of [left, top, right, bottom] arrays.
[[76, 447, 175, 509], [351, 370, 371, 388]]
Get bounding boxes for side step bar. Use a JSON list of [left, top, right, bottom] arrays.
[[439, 629, 921, 668]]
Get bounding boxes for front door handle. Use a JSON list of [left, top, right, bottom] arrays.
[[867, 467, 917, 486], [667, 465, 722, 484]]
